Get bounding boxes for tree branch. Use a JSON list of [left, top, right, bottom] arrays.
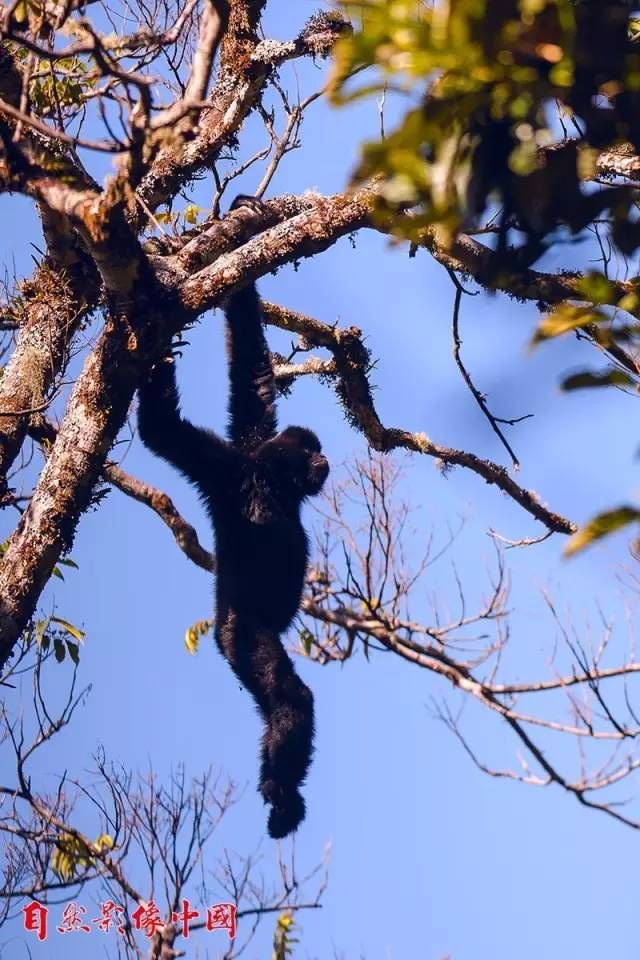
[[106, 463, 214, 573], [261, 300, 575, 535], [136, 10, 350, 218]]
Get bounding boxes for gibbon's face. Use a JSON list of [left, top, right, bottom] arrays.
[[261, 426, 329, 498]]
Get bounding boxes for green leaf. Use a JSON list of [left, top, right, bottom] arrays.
[[561, 369, 637, 391], [299, 627, 313, 656], [53, 636, 66, 663], [50, 616, 85, 642], [51, 566, 64, 580], [564, 506, 640, 557], [58, 557, 79, 570], [35, 618, 50, 648], [577, 271, 616, 305]]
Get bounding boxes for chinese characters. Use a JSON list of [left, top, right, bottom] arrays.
[[22, 898, 237, 941]]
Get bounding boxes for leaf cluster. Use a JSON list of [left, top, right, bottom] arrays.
[[332, 1, 640, 251]]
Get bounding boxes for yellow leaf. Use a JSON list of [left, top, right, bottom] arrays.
[[13, 0, 28, 23], [183, 204, 201, 225], [530, 305, 605, 347], [617, 293, 639, 314], [50, 616, 85, 642], [185, 627, 199, 655], [564, 506, 640, 557]]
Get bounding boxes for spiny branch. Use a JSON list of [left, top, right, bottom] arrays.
[[261, 300, 575, 535]]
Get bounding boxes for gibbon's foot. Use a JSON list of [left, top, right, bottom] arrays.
[[264, 786, 306, 839]]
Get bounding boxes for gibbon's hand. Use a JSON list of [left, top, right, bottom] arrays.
[[228, 193, 269, 217], [142, 335, 189, 382]]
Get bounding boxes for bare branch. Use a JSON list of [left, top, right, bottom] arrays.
[[301, 454, 640, 830], [105, 463, 214, 573], [261, 299, 575, 535], [448, 270, 523, 470]]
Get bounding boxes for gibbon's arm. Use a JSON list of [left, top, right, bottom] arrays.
[[138, 358, 231, 490], [225, 282, 277, 451]]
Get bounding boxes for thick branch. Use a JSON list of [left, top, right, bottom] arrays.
[[402, 226, 636, 305], [597, 144, 640, 181], [180, 186, 376, 311], [0, 85, 109, 482], [0, 314, 142, 659], [172, 193, 323, 273], [136, 11, 349, 217], [0, 263, 186, 664], [0, 251, 99, 492]]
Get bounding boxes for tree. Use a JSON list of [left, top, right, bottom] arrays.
[[2, 1, 640, 957]]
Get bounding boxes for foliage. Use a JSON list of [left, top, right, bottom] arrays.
[[272, 911, 299, 960], [0, 542, 83, 661], [332, 1, 640, 250], [51, 832, 114, 882], [184, 618, 214, 655], [332, 0, 640, 548], [564, 505, 640, 555]]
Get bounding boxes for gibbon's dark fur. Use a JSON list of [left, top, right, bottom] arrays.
[[137, 202, 329, 838]]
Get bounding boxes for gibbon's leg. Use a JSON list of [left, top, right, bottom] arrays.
[[257, 644, 315, 839], [216, 610, 315, 838]]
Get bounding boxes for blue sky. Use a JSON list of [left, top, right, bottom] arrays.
[[2, 2, 640, 958]]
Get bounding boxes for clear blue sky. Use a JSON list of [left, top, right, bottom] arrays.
[[2, 2, 640, 958]]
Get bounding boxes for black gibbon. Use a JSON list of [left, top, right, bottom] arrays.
[[137, 198, 329, 838]]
